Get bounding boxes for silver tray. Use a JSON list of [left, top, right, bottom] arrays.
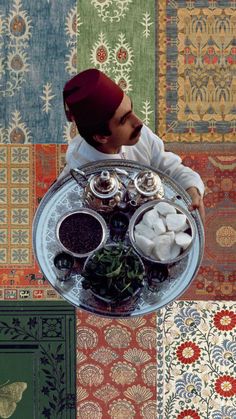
[[33, 159, 205, 317]]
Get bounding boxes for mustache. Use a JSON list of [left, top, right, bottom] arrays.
[[130, 124, 143, 140]]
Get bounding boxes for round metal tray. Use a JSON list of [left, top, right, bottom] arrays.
[[33, 159, 204, 317]]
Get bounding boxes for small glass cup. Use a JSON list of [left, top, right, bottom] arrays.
[[109, 212, 129, 242], [54, 252, 74, 281], [147, 264, 169, 286]]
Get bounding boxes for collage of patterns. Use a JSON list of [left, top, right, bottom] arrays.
[[0, 1, 236, 418]]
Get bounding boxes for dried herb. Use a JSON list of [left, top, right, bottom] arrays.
[[82, 244, 144, 301]]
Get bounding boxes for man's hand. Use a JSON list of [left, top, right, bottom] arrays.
[[186, 187, 205, 224]]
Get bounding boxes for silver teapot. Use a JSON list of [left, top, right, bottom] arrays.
[[70, 168, 126, 212], [127, 170, 164, 207]]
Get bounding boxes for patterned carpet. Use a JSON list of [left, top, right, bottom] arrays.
[[0, 0, 77, 144], [77, 302, 236, 419], [157, 301, 236, 419], [77, 311, 157, 418], [0, 144, 66, 301], [0, 0, 236, 418], [77, 0, 156, 130], [177, 146, 236, 300], [157, 1, 236, 143]]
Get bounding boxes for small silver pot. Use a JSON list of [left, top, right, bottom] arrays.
[[70, 168, 127, 212], [127, 170, 164, 207]]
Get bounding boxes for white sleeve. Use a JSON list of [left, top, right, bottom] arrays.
[[57, 164, 70, 181], [146, 127, 205, 196], [57, 135, 83, 181]]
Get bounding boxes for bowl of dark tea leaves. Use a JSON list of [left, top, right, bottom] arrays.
[[82, 244, 145, 303], [56, 208, 108, 258]]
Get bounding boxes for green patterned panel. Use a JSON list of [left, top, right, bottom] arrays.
[[0, 352, 35, 418], [77, 0, 156, 130], [0, 301, 76, 419]]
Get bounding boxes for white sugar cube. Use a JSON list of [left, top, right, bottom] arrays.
[[175, 231, 192, 249], [135, 222, 156, 240], [164, 231, 175, 243], [153, 218, 166, 235], [160, 216, 167, 227], [169, 242, 181, 259], [155, 201, 177, 215], [166, 213, 187, 232], [135, 233, 154, 257], [142, 208, 158, 228], [152, 232, 175, 261]]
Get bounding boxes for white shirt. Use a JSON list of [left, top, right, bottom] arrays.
[[58, 124, 204, 196]]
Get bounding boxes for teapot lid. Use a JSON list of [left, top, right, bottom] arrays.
[[89, 170, 119, 198], [134, 170, 163, 196]]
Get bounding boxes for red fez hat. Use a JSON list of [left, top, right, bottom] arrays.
[[63, 69, 124, 128]]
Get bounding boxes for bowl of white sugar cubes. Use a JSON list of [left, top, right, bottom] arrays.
[[129, 199, 196, 265]]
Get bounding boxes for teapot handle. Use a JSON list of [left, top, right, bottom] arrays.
[[114, 167, 129, 176], [70, 168, 88, 185]]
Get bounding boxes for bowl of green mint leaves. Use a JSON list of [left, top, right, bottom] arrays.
[[82, 244, 145, 303]]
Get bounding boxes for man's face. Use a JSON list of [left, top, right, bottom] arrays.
[[96, 94, 143, 153]]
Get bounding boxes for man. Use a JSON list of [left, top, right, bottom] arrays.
[[60, 68, 205, 222]]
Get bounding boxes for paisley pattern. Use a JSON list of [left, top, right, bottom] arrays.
[[2, 0, 31, 98], [78, 0, 155, 128]]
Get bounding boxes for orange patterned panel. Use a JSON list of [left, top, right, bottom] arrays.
[[174, 146, 236, 300], [76, 310, 157, 419], [0, 144, 67, 300]]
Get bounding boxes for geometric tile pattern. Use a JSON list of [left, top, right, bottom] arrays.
[[0, 143, 235, 304], [0, 144, 67, 301], [0, 3, 236, 419], [0, 145, 33, 266]]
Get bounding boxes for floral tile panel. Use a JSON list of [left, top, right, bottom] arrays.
[[76, 302, 236, 418], [158, 301, 236, 419]]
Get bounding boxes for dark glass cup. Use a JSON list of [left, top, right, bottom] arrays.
[[147, 264, 169, 288], [109, 212, 129, 242], [54, 252, 74, 281]]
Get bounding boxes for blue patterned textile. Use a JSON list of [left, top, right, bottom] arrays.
[[0, 0, 76, 144]]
